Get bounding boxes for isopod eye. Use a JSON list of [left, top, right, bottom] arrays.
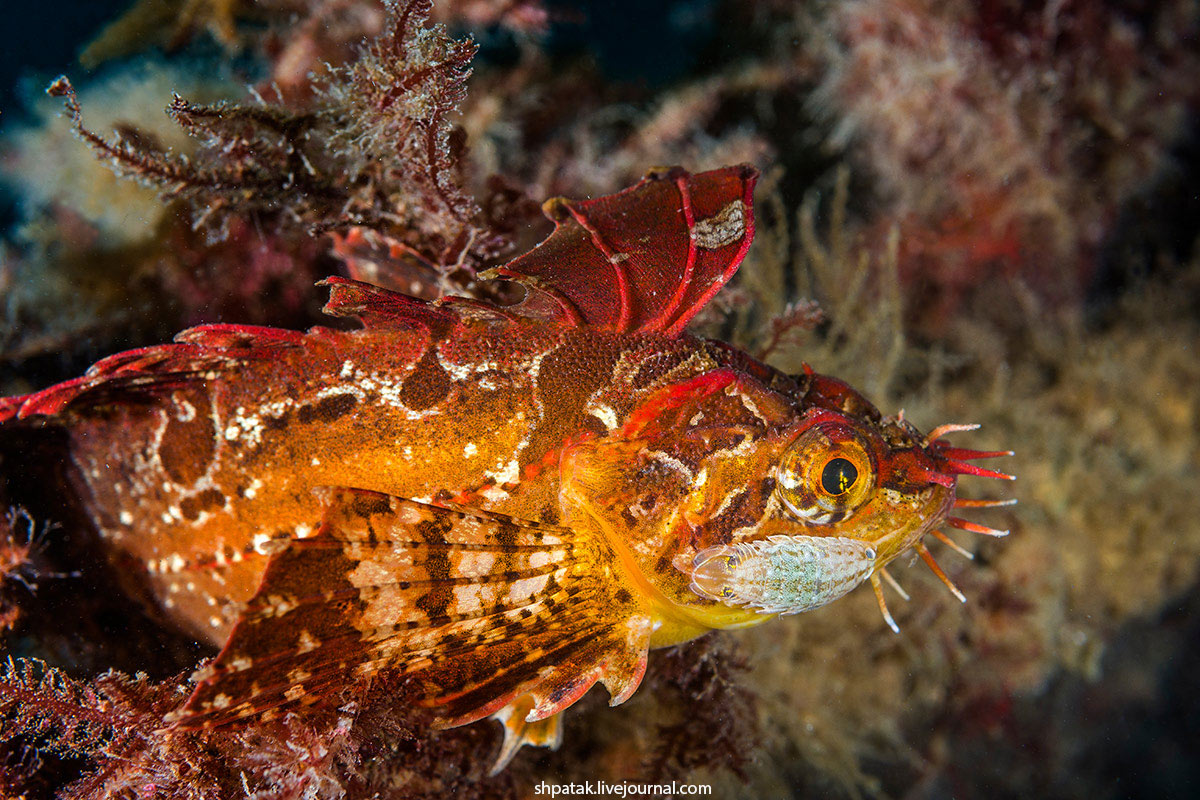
[[776, 420, 876, 524], [821, 457, 858, 496]]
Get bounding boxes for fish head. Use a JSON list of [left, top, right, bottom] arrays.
[[561, 366, 1012, 638], [680, 368, 1013, 629]]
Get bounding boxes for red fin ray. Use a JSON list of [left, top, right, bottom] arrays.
[[487, 165, 758, 335], [0, 326, 308, 422]]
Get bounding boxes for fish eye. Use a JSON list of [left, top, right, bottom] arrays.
[[776, 420, 876, 524], [821, 457, 858, 496]]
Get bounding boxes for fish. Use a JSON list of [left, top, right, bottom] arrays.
[[0, 165, 1013, 770]]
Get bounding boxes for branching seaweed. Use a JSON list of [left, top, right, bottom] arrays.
[[0, 656, 526, 800], [52, 0, 512, 282]]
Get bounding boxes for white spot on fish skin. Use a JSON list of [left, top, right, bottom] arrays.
[[262, 594, 298, 617], [229, 656, 254, 672], [252, 533, 274, 555], [287, 668, 312, 684], [209, 615, 223, 628], [295, 524, 315, 539], [488, 457, 521, 486], [297, 630, 320, 653], [436, 346, 475, 383], [340, 360, 355, 379], [311, 456, 321, 466], [643, 449, 694, 481], [505, 574, 550, 606], [119, 511, 134, 526], [224, 425, 240, 441], [588, 403, 619, 430], [211, 693, 231, 709], [453, 583, 487, 613], [168, 554, 186, 573], [463, 442, 478, 458], [174, 397, 197, 422], [480, 485, 510, 502]]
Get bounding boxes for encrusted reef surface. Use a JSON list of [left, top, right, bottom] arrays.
[[1, 1, 1198, 798]]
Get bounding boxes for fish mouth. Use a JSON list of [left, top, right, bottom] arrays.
[[870, 422, 1016, 634]]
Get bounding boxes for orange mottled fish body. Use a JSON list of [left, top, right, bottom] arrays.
[[69, 318, 790, 645], [0, 165, 1011, 767]]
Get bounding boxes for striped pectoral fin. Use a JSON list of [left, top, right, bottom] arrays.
[[174, 488, 649, 732]]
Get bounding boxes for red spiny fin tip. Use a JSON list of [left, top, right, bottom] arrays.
[[941, 459, 1016, 481], [934, 446, 1015, 460]]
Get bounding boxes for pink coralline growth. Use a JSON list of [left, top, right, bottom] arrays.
[[809, 0, 1200, 328]]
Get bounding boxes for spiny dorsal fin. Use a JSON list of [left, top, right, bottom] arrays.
[[175, 488, 650, 729], [318, 276, 458, 331], [0, 325, 305, 422], [485, 165, 758, 335]]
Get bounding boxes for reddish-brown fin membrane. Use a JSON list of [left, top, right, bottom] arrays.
[[487, 165, 758, 335], [0, 324, 306, 422], [174, 489, 649, 732]]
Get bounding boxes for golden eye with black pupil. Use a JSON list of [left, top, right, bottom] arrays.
[[776, 420, 877, 524], [821, 457, 858, 496]]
